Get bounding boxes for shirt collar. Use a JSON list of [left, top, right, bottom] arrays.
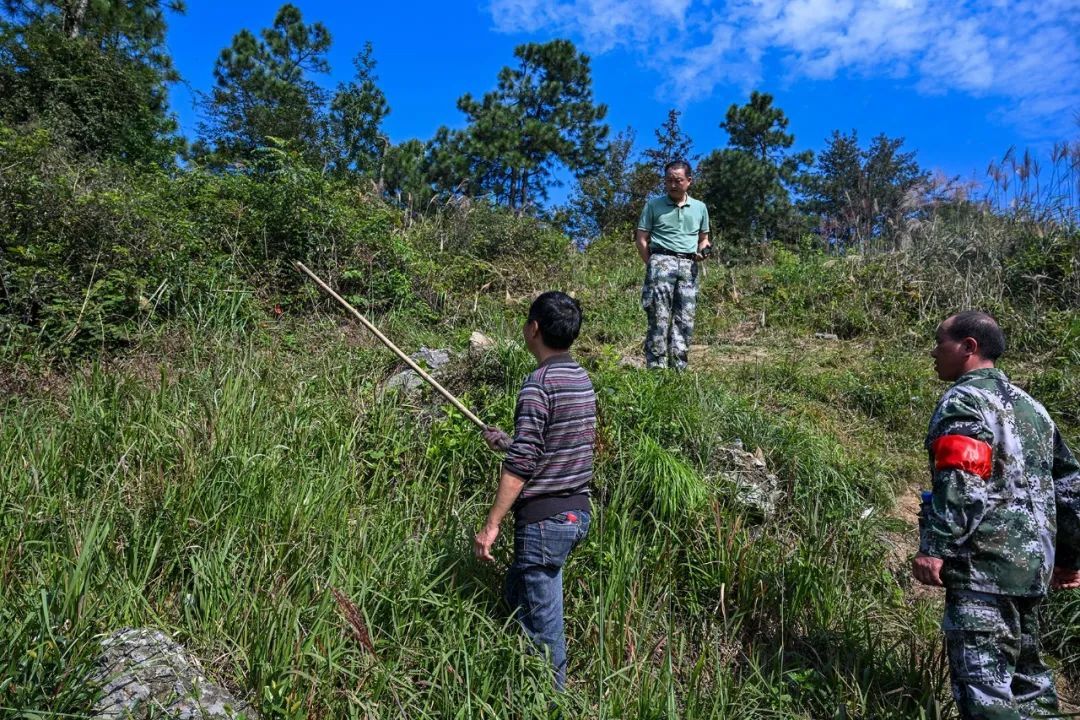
[[954, 367, 1008, 385], [662, 194, 694, 207], [539, 352, 574, 368]]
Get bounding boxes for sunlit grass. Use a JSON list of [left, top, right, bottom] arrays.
[[2, 224, 1077, 718]]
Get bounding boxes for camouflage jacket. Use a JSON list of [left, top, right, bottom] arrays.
[[920, 368, 1080, 596]]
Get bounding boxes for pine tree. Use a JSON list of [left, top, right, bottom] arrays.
[[638, 109, 696, 197], [801, 130, 929, 251], [328, 43, 389, 180], [864, 133, 928, 242], [0, 0, 185, 163], [642, 109, 695, 172], [699, 91, 811, 243], [382, 138, 433, 210], [430, 39, 608, 212], [563, 128, 653, 240], [801, 129, 863, 247], [197, 3, 331, 167]]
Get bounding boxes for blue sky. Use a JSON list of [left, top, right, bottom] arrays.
[[166, 1, 1079, 201]]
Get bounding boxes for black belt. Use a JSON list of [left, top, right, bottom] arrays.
[[650, 247, 696, 260]]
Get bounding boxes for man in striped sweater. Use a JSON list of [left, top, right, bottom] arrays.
[[474, 291, 596, 690]]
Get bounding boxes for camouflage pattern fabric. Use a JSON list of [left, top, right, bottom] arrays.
[[943, 589, 1057, 720], [920, 368, 1080, 596], [921, 367, 1080, 719], [641, 254, 698, 370]]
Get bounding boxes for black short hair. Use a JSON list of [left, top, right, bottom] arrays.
[[664, 159, 692, 177], [528, 291, 582, 350], [945, 310, 1006, 360]]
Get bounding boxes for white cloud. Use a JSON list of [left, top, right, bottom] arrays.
[[489, 0, 692, 52], [486, 0, 1080, 139]]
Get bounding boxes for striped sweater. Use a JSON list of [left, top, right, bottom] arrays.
[[503, 354, 596, 524]]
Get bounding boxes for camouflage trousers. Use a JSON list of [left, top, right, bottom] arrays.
[[641, 254, 698, 370], [943, 590, 1058, 720]]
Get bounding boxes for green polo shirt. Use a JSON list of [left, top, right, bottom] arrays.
[[637, 194, 710, 254]]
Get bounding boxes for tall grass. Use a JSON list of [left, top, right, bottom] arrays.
[[0, 305, 962, 718], [3, 181, 1078, 717]]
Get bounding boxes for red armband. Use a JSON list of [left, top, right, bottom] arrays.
[[932, 434, 993, 479]]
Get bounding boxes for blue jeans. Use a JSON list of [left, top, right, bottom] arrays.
[[504, 510, 591, 690]]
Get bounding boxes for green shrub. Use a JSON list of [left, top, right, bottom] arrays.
[[405, 201, 575, 314], [0, 126, 224, 355], [0, 128, 436, 358]]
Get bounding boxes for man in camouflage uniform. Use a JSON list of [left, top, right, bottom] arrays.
[[913, 311, 1080, 719], [634, 159, 711, 370]]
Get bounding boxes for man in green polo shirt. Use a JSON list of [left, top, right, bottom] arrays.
[[634, 159, 711, 370]]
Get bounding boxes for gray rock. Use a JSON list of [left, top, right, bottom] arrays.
[[412, 347, 451, 371], [90, 628, 254, 719], [384, 369, 425, 394], [383, 347, 452, 397], [813, 332, 840, 341]]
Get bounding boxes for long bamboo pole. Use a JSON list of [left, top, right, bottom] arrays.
[[294, 261, 486, 429]]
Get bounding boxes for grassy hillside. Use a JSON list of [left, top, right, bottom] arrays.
[[2, 164, 1079, 717]]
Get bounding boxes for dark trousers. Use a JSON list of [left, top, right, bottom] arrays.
[[943, 589, 1058, 719], [504, 510, 591, 690]]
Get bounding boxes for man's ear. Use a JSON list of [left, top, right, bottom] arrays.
[[525, 319, 541, 339], [960, 336, 978, 357]]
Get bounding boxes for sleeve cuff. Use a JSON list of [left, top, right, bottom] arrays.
[[501, 461, 532, 483], [920, 528, 951, 559]]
